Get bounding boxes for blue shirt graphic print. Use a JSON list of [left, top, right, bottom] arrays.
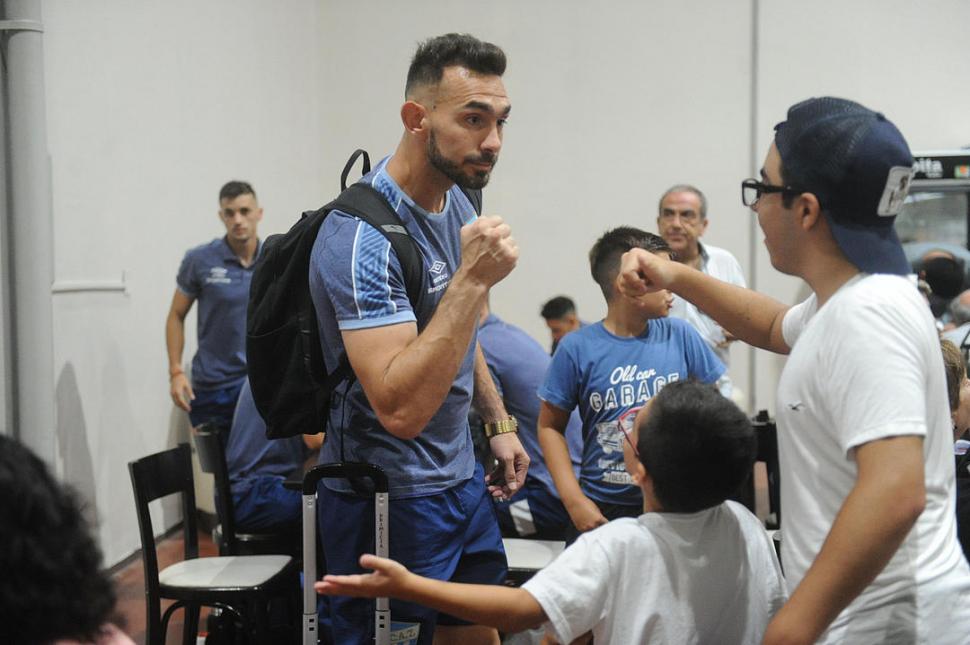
[[538, 318, 725, 506], [309, 156, 480, 498]]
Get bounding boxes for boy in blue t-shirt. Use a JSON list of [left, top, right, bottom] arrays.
[[537, 227, 725, 541]]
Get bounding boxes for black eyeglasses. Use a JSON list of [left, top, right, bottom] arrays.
[[740, 179, 801, 208]]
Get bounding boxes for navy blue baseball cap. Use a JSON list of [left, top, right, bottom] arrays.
[[774, 97, 914, 275]]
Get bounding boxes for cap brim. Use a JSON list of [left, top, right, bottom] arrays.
[[825, 212, 910, 276]]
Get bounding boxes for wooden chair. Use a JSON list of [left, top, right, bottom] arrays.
[[128, 443, 298, 644]]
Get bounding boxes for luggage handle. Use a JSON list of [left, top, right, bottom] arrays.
[[303, 461, 390, 645]]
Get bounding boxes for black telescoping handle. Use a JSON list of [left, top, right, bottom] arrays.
[[302, 461, 388, 495]]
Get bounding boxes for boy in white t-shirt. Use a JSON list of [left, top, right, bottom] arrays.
[[316, 381, 787, 644]]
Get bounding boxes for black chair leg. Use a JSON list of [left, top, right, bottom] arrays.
[[160, 600, 185, 645], [250, 597, 270, 645], [182, 603, 200, 645]]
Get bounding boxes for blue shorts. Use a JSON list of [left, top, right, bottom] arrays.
[[231, 476, 302, 532], [188, 380, 243, 429], [493, 478, 571, 540], [318, 463, 507, 645]]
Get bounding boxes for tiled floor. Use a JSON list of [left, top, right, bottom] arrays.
[[112, 529, 218, 644]]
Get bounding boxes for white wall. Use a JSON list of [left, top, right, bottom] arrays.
[[22, 0, 970, 567], [41, 0, 324, 565], [752, 0, 970, 410]]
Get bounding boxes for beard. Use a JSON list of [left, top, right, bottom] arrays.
[[427, 130, 497, 190]]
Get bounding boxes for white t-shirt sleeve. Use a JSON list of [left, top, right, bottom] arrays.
[[781, 294, 818, 349], [522, 531, 614, 643]]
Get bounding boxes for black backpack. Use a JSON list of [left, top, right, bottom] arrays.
[[246, 150, 481, 439]]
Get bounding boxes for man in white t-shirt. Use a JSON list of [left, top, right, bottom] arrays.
[[316, 381, 787, 644], [618, 97, 970, 644], [656, 185, 747, 364]]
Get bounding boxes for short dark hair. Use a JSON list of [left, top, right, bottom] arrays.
[[921, 255, 966, 300], [637, 381, 755, 513], [405, 33, 506, 98], [0, 435, 120, 644], [658, 184, 708, 220], [541, 296, 576, 321], [219, 180, 256, 203], [589, 227, 671, 300]]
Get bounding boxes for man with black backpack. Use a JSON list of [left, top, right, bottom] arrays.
[[308, 34, 527, 644]]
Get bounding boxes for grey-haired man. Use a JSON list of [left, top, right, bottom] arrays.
[[619, 97, 970, 644]]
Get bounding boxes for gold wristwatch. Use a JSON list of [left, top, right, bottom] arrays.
[[483, 415, 518, 438]]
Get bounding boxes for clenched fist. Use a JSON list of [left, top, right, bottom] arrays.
[[459, 215, 518, 288]]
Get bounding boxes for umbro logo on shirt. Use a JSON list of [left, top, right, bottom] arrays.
[[205, 266, 231, 285], [430, 260, 446, 274]]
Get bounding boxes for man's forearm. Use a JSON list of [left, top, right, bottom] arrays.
[[666, 263, 790, 354], [472, 344, 506, 423], [165, 313, 186, 375]]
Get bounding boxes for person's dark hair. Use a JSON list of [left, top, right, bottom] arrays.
[[589, 227, 671, 300], [405, 33, 506, 98], [540, 296, 576, 321], [637, 381, 755, 512], [658, 184, 708, 220], [218, 180, 256, 203], [0, 435, 120, 644], [921, 255, 966, 300]]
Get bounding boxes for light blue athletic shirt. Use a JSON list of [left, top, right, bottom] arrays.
[[538, 319, 725, 506], [309, 156, 479, 498], [176, 237, 261, 390], [478, 314, 583, 497], [225, 380, 306, 496]]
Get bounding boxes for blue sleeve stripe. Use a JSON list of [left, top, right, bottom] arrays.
[[352, 222, 398, 319], [338, 311, 417, 331]]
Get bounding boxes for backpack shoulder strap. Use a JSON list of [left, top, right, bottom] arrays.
[[325, 183, 425, 312], [460, 187, 483, 216]]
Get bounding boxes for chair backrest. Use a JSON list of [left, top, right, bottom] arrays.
[[193, 424, 240, 554], [128, 443, 199, 640]]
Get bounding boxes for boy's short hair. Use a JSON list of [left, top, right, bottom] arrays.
[[540, 295, 576, 321], [637, 381, 755, 512], [941, 339, 966, 413], [218, 180, 256, 203], [589, 227, 671, 301]]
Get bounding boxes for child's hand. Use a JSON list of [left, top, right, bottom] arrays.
[[315, 554, 410, 598], [565, 495, 608, 533]]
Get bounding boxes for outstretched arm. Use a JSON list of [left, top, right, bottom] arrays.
[[316, 554, 547, 634], [617, 248, 791, 354]]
